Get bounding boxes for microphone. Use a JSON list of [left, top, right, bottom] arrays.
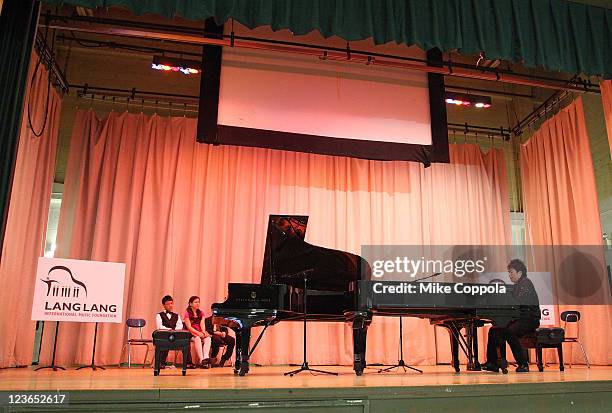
[[414, 272, 442, 282], [277, 268, 315, 280], [291, 268, 315, 277]]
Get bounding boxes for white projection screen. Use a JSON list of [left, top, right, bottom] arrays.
[[199, 25, 448, 164], [218, 47, 432, 145]]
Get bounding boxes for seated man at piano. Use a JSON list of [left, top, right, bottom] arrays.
[[155, 295, 187, 369], [483, 259, 540, 373], [204, 315, 235, 367]]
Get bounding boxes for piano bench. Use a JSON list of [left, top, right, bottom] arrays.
[[152, 330, 192, 376], [518, 328, 565, 372]]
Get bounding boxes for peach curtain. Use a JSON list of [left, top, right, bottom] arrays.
[[520, 97, 612, 365], [42, 109, 510, 366], [0, 53, 61, 367], [600, 80, 612, 159]]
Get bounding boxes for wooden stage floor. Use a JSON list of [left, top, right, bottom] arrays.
[[0, 365, 610, 412], [0, 364, 609, 391]]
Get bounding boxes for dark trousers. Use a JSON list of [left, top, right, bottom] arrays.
[[486, 319, 539, 365], [210, 334, 235, 362], [159, 348, 192, 366]]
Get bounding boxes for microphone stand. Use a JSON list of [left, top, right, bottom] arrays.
[[377, 273, 440, 374], [378, 317, 422, 374], [414, 272, 443, 282], [284, 269, 337, 377], [268, 227, 276, 285]]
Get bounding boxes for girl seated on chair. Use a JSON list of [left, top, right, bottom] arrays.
[[183, 296, 213, 368]]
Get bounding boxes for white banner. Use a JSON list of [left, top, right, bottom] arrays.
[[477, 272, 556, 326], [31, 257, 126, 323], [539, 305, 556, 326]]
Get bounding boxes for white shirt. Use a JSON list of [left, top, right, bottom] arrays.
[[155, 311, 184, 330]]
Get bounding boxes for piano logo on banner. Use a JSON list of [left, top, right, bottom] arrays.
[[41, 265, 88, 299], [40, 264, 117, 314]]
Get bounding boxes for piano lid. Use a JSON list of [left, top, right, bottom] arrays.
[[261, 215, 370, 291]]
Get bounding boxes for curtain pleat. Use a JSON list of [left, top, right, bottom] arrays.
[[520, 97, 612, 366], [600, 80, 612, 159], [40, 109, 510, 367], [0, 52, 62, 368]]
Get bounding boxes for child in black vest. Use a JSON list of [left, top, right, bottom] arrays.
[[155, 295, 188, 368]]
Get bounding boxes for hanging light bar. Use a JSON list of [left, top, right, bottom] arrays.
[[444, 92, 492, 108], [45, 14, 602, 93], [151, 55, 201, 75]]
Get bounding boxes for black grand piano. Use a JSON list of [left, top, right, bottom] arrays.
[[347, 280, 522, 374], [213, 215, 522, 376], [212, 215, 369, 376]]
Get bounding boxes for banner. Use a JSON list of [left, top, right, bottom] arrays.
[[31, 257, 125, 323], [478, 272, 556, 326]]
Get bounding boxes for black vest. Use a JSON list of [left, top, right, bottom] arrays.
[[159, 311, 179, 329]]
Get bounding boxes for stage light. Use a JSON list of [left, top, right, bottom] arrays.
[[151, 55, 201, 75], [444, 92, 491, 109]]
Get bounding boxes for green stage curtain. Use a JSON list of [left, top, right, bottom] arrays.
[[43, 0, 612, 77], [0, 0, 39, 251]]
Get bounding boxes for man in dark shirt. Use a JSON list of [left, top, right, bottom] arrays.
[[204, 316, 235, 367], [483, 259, 540, 372]]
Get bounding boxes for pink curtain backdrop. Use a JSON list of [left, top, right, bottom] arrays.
[[41, 109, 510, 366], [520, 97, 612, 365], [600, 80, 612, 159], [0, 53, 61, 367]]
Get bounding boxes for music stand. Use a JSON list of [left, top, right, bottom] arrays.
[[378, 317, 422, 374], [284, 270, 337, 377], [35, 321, 66, 372], [77, 322, 105, 371]]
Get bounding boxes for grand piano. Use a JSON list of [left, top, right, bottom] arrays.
[[213, 215, 522, 376], [347, 280, 522, 374], [212, 215, 370, 376]]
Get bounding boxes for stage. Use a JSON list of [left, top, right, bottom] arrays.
[[0, 365, 610, 412]]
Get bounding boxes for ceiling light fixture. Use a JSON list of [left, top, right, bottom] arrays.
[[445, 92, 491, 108], [151, 55, 201, 75]]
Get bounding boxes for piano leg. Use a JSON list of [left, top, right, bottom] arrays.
[[465, 322, 481, 371], [451, 333, 460, 373], [352, 318, 369, 376], [469, 322, 481, 371], [233, 328, 241, 375], [153, 347, 160, 376], [181, 345, 188, 376], [234, 327, 252, 376], [441, 324, 461, 373]]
